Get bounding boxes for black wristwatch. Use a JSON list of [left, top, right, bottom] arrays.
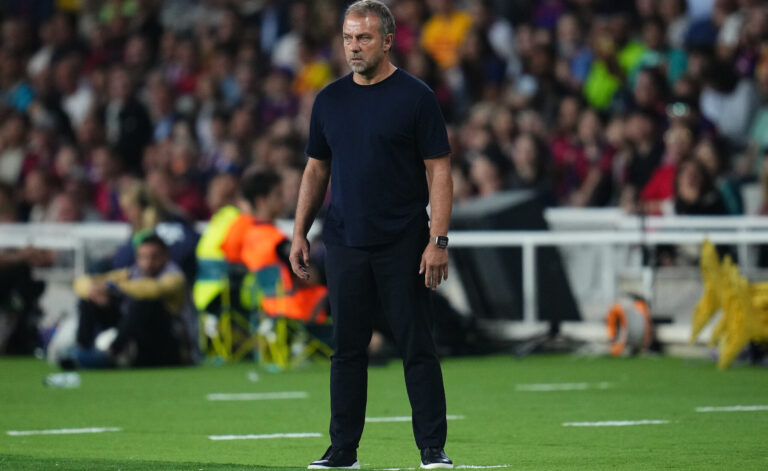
[[433, 235, 449, 249]]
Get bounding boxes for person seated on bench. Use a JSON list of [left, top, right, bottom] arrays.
[[66, 234, 191, 368]]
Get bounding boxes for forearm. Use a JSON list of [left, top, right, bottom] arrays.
[[293, 160, 330, 239], [426, 157, 453, 237], [116, 273, 185, 300], [73, 271, 121, 298], [576, 169, 603, 205]]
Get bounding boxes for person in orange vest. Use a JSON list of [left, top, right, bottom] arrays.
[[221, 169, 328, 324]]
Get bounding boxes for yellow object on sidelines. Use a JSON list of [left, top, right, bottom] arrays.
[[690, 241, 768, 368]]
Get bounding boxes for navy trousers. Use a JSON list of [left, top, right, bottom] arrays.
[[324, 222, 447, 451]]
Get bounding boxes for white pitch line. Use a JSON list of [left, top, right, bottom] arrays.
[[7, 427, 121, 436], [365, 415, 465, 423], [456, 466, 513, 469], [208, 432, 322, 441], [696, 405, 768, 412], [563, 420, 669, 427], [374, 466, 511, 471], [516, 382, 612, 392], [206, 391, 308, 401]]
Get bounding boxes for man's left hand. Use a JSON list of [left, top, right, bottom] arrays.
[[419, 243, 448, 290]]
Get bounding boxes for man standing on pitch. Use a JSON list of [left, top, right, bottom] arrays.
[[289, 1, 454, 469]]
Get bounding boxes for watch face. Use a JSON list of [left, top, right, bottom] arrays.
[[435, 236, 448, 249]]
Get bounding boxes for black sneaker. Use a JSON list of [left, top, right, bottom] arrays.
[[420, 447, 453, 469], [308, 446, 360, 469]]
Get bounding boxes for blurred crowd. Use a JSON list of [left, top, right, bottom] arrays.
[[1, 0, 768, 226]]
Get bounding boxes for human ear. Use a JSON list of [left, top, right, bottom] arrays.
[[383, 33, 393, 52]]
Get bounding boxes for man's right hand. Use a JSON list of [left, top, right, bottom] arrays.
[[289, 236, 311, 280]]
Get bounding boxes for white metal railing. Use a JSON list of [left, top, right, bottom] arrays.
[[3, 215, 768, 330], [449, 229, 768, 325]]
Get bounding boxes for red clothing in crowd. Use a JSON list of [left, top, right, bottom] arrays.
[[639, 163, 677, 210], [551, 135, 615, 202]]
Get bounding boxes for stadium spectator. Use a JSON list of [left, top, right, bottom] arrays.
[[1, 50, 34, 112], [507, 133, 551, 199], [674, 158, 728, 216], [0, 183, 17, 222], [271, 1, 311, 74], [660, 0, 691, 50], [748, 58, 768, 156], [23, 168, 57, 222], [620, 110, 665, 213], [0, 112, 36, 186], [554, 13, 591, 89], [99, 65, 152, 175], [111, 181, 200, 282], [552, 107, 615, 206], [693, 137, 743, 214], [420, 0, 473, 69], [631, 18, 687, 88], [0, 244, 51, 354], [89, 145, 127, 221], [469, 153, 505, 197], [700, 59, 759, 147], [638, 124, 694, 215], [67, 234, 191, 368], [392, 0, 428, 60], [293, 35, 334, 96], [468, 0, 520, 80]]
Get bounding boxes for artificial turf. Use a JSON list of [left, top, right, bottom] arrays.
[[1, 354, 767, 470]]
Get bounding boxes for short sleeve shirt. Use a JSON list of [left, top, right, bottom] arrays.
[[305, 69, 450, 247]]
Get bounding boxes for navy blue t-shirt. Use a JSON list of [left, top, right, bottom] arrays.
[[305, 69, 450, 247]]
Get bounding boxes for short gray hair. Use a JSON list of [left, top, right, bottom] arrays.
[[345, 0, 396, 39]]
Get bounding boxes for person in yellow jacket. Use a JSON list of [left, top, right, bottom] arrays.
[[65, 234, 189, 369], [221, 169, 328, 324], [420, 0, 473, 69], [193, 173, 241, 314]]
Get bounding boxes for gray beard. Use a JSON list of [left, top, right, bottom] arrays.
[[348, 53, 383, 75], [348, 60, 372, 74]]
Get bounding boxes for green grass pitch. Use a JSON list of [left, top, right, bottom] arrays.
[[1, 354, 767, 470]]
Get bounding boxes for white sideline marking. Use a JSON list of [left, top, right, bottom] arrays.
[[563, 420, 669, 427], [456, 466, 513, 469], [374, 466, 511, 471], [365, 414, 465, 423], [206, 391, 308, 401], [7, 427, 121, 436], [696, 405, 768, 412], [516, 382, 612, 392], [208, 432, 322, 441]]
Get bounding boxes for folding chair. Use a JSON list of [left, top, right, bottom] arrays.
[[240, 266, 333, 371], [199, 266, 260, 363]]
